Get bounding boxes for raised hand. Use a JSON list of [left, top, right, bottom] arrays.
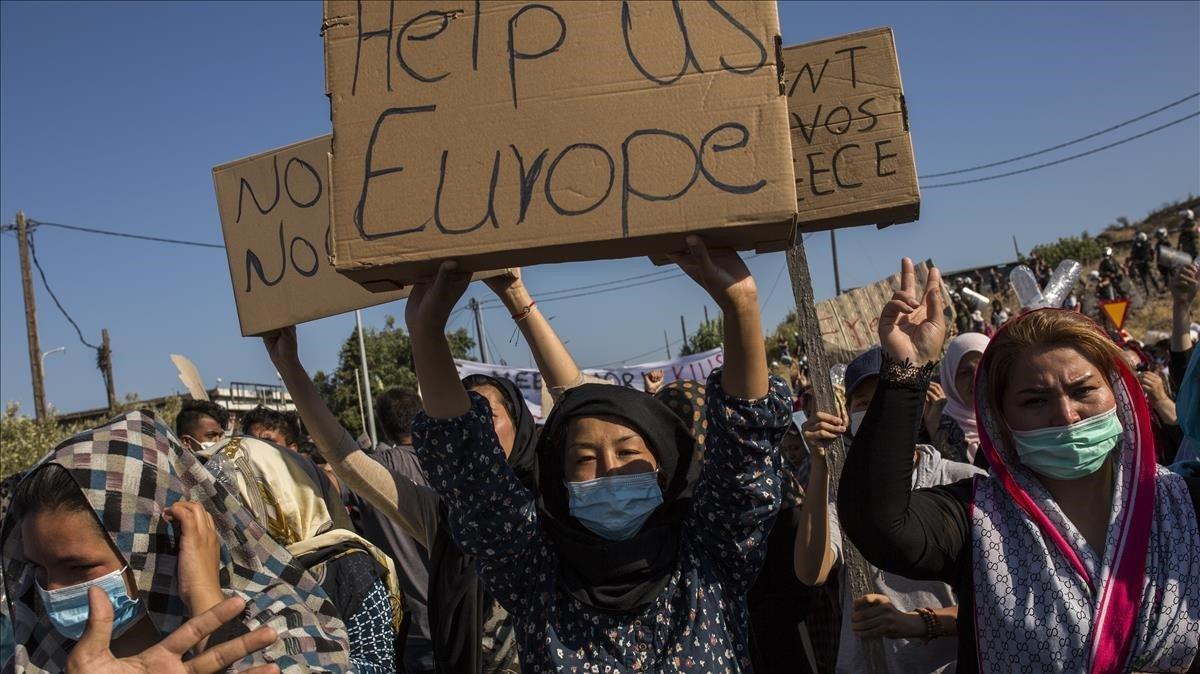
[[878, 258, 946, 366], [642, 370, 665, 395], [163, 501, 224, 619], [667, 235, 757, 313], [482, 267, 524, 299], [850, 594, 925, 640], [800, 411, 847, 460], [1171, 262, 1198, 306], [261, 326, 299, 368], [67, 589, 280, 674], [405, 261, 472, 337], [924, 381, 947, 437], [668, 235, 765, 399]]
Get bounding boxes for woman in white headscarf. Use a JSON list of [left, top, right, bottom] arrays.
[[937, 332, 990, 466]]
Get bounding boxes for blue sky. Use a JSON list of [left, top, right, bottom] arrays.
[[2, 1, 1198, 415]]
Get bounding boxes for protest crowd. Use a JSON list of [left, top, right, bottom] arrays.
[[2, 2, 1199, 673], [1, 243, 1198, 673]]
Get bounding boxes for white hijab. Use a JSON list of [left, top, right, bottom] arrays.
[[939, 332, 989, 453]]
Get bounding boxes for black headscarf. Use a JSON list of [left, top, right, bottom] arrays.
[[537, 383, 698, 613], [429, 375, 537, 674]]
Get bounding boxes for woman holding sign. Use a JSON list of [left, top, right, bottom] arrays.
[[406, 236, 789, 672], [839, 258, 1200, 673]]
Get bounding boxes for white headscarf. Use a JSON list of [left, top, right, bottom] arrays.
[[939, 332, 990, 452]]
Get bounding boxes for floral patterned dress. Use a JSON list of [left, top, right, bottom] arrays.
[[413, 371, 790, 673]]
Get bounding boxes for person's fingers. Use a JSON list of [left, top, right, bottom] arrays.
[[75, 586, 115, 653], [814, 411, 843, 424], [159, 596, 248, 655], [900, 257, 917, 297], [852, 594, 887, 609], [925, 266, 946, 322], [805, 428, 840, 442], [165, 502, 199, 537], [879, 298, 916, 330], [686, 235, 715, 275], [428, 260, 459, 298], [183, 625, 278, 674]]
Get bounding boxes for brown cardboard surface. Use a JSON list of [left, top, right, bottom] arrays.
[[783, 28, 919, 232], [213, 136, 411, 336], [816, 260, 953, 363], [323, 0, 797, 283]]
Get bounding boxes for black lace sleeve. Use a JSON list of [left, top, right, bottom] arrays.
[[836, 354, 972, 586]]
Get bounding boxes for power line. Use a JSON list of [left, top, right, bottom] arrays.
[[478, 267, 682, 308], [479, 237, 811, 308], [919, 91, 1199, 179], [22, 219, 225, 249], [26, 233, 100, 351], [761, 256, 788, 307], [595, 336, 686, 369], [923, 111, 1199, 189]]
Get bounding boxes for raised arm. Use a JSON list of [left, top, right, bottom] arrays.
[[793, 411, 844, 586], [484, 269, 583, 398], [408, 263, 552, 617], [672, 237, 787, 589], [265, 326, 440, 549], [838, 259, 970, 583], [1168, 263, 1197, 394], [670, 235, 768, 399], [408, 262, 474, 419]]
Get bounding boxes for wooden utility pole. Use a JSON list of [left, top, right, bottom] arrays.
[[16, 212, 48, 420], [786, 234, 888, 673], [663, 331, 672, 359], [830, 229, 843, 295], [100, 329, 117, 412], [679, 316, 687, 349]]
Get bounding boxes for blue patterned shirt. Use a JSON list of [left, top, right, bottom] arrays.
[[413, 371, 790, 673]]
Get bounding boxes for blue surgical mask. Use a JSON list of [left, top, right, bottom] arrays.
[[37, 566, 143, 640], [566, 471, 663, 541], [1010, 407, 1122, 480]]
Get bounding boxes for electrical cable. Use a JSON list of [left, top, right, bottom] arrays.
[[923, 111, 1199, 189], [918, 92, 1199, 179], [26, 219, 225, 249], [595, 336, 686, 368], [26, 233, 100, 351]]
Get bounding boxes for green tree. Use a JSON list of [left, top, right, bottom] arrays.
[[680, 317, 723, 356], [1, 395, 181, 479], [313, 315, 474, 437], [1030, 234, 1104, 268]]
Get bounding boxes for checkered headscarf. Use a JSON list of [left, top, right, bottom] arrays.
[[1, 411, 351, 672]]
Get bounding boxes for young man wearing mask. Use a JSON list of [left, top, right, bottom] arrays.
[[175, 399, 229, 456]]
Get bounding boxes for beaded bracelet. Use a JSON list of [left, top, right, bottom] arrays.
[[915, 607, 941, 644]]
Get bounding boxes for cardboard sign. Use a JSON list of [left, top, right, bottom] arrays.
[[783, 28, 919, 231], [1099, 298, 1130, 331], [322, 0, 798, 288], [213, 136, 410, 336], [815, 260, 953, 363]]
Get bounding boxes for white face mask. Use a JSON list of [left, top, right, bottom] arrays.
[[850, 410, 868, 436]]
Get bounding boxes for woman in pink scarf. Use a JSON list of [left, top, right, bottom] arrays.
[[840, 258, 1199, 674]]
